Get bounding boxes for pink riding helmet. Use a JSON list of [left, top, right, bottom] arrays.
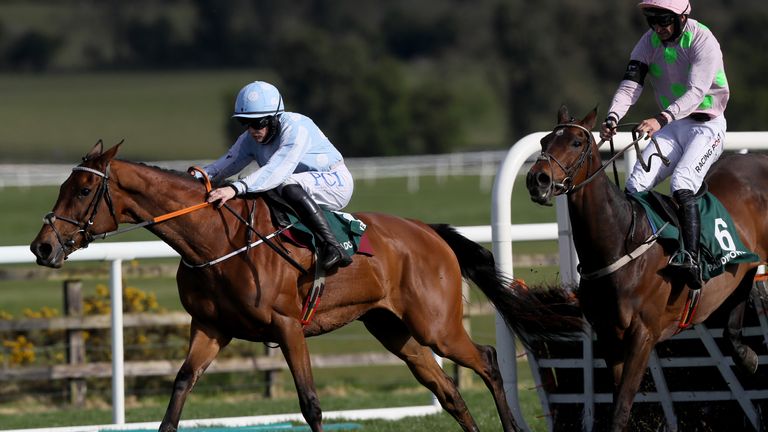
[[637, 0, 691, 15]]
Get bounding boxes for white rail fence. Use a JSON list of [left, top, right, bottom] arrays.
[[0, 151, 509, 193]]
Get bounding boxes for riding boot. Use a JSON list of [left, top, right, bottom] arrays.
[[280, 184, 352, 271], [672, 189, 703, 289]]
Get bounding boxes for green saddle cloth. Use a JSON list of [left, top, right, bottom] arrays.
[[287, 210, 367, 257], [630, 191, 759, 281]]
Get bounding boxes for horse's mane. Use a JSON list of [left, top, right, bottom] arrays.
[[121, 159, 200, 184]]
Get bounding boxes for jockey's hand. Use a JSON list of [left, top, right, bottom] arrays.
[[600, 117, 618, 140], [207, 186, 236, 208], [635, 117, 662, 139]]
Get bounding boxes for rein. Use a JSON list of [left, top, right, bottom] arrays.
[[537, 123, 671, 197], [45, 166, 215, 250], [46, 165, 307, 274]]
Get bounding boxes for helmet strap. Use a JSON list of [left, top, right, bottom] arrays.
[[669, 14, 686, 42], [262, 114, 281, 144], [264, 95, 283, 143]]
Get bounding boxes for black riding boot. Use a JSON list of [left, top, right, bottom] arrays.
[[672, 189, 703, 289], [281, 184, 352, 271]]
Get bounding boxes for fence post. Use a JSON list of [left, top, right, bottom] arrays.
[[63, 279, 86, 407]]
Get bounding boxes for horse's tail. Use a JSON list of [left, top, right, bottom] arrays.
[[429, 223, 584, 346]]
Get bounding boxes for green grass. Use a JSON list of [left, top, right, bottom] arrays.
[[0, 70, 266, 163], [0, 384, 549, 431]]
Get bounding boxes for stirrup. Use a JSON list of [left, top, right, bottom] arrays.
[[666, 250, 702, 289], [667, 250, 697, 269]]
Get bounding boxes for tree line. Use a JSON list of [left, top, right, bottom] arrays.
[[2, 0, 766, 156]]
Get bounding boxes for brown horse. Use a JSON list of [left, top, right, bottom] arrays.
[[526, 106, 767, 431], [30, 142, 579, 432]]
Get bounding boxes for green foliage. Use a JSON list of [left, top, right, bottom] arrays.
[[6, 1, 765, 159], [272, 30, 463, 156]]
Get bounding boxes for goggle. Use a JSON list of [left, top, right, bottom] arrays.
[[645, 13, 676, 28], [239, 116, 271, 129]]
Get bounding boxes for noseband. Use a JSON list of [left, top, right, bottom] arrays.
[[535, 123, 596, 196], [43, 164, 118, 254]]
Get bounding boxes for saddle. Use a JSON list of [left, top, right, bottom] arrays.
[[629, 189, 758, 282], [641, 185, 707, 227], [259, 190, 372, 256]]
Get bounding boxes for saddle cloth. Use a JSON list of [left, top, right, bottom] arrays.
[[629, 191, 759, 282], [283, 210, 373, 257], [260, 190, 373, 256]]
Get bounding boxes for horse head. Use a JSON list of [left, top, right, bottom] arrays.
[[526, 105, 599, 205], [30, 140, 122, 268]]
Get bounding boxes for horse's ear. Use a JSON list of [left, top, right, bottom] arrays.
[[85, 140, 104, 160], [557, 105, 570, 124], [101, 140, 123, 162], [581, 105, 599, 130]]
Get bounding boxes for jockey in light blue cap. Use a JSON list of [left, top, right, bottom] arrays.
[[202, 81, 354, 272]]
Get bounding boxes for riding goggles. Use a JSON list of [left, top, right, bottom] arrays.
[[645, 13, 676, 28], [240, 116, 271, 129]]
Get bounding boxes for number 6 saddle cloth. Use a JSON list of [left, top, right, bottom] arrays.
[[629, 190, 759, 283]]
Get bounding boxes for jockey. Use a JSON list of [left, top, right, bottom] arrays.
[[600, 0, 729, 289], [202, 80, 354, 272]]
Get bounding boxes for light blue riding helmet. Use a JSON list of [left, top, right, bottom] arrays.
[[232, 81, 285, 119]]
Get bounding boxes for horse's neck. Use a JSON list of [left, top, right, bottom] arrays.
[[111, 161, 222, 253], [568, 172, 636, 267]]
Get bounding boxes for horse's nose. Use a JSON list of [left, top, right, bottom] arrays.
[[31, 241, 53, 262], [526, 170, 551, 192]]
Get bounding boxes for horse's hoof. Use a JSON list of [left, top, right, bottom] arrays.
[[158, 424, 177, 432], [737, 346, 759, 374]]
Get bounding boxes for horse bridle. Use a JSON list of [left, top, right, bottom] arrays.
[[535, 123, 597, 197], [43, 164, 118, 254], [536, 122, 672, 198]]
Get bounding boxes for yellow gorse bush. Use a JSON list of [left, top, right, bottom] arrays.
[[3, 335, 35, 365]]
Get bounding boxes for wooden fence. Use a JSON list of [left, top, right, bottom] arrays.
[[0, 280, 489, 405]]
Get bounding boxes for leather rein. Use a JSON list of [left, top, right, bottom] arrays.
[[536, 122, 670, 197], [44, 164, 306, 274]]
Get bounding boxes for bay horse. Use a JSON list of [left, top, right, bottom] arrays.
[[526, 106, 767, 431], [31, 141, 579, 432]]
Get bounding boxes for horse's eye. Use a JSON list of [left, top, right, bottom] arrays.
[[573, 140, 582, 147], [80, 187, 91, 197]]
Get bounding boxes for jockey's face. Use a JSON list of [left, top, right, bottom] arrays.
[[239, 117, 271, 143], [644, 10, 685, 42], [248, 123, 269, 143]]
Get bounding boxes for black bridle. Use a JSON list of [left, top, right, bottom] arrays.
[[535, 123, 598, 197], [536, 122, 671, 199], [43, 164, 118, 255]]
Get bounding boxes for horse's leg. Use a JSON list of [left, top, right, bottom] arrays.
[[361, 312, 483, 432], [448, 341, 520, 432], [724, 274, 759, 374], [611, 321, 656, 432], [159, 321, 231, 432], [415, 320, 519, 431], [273, 314, 323, 432]]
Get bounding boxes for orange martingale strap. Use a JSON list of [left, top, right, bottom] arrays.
[[152, 167, 213, 223]]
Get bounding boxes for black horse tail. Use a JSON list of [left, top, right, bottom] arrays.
[[429, 224, 584, 347]]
